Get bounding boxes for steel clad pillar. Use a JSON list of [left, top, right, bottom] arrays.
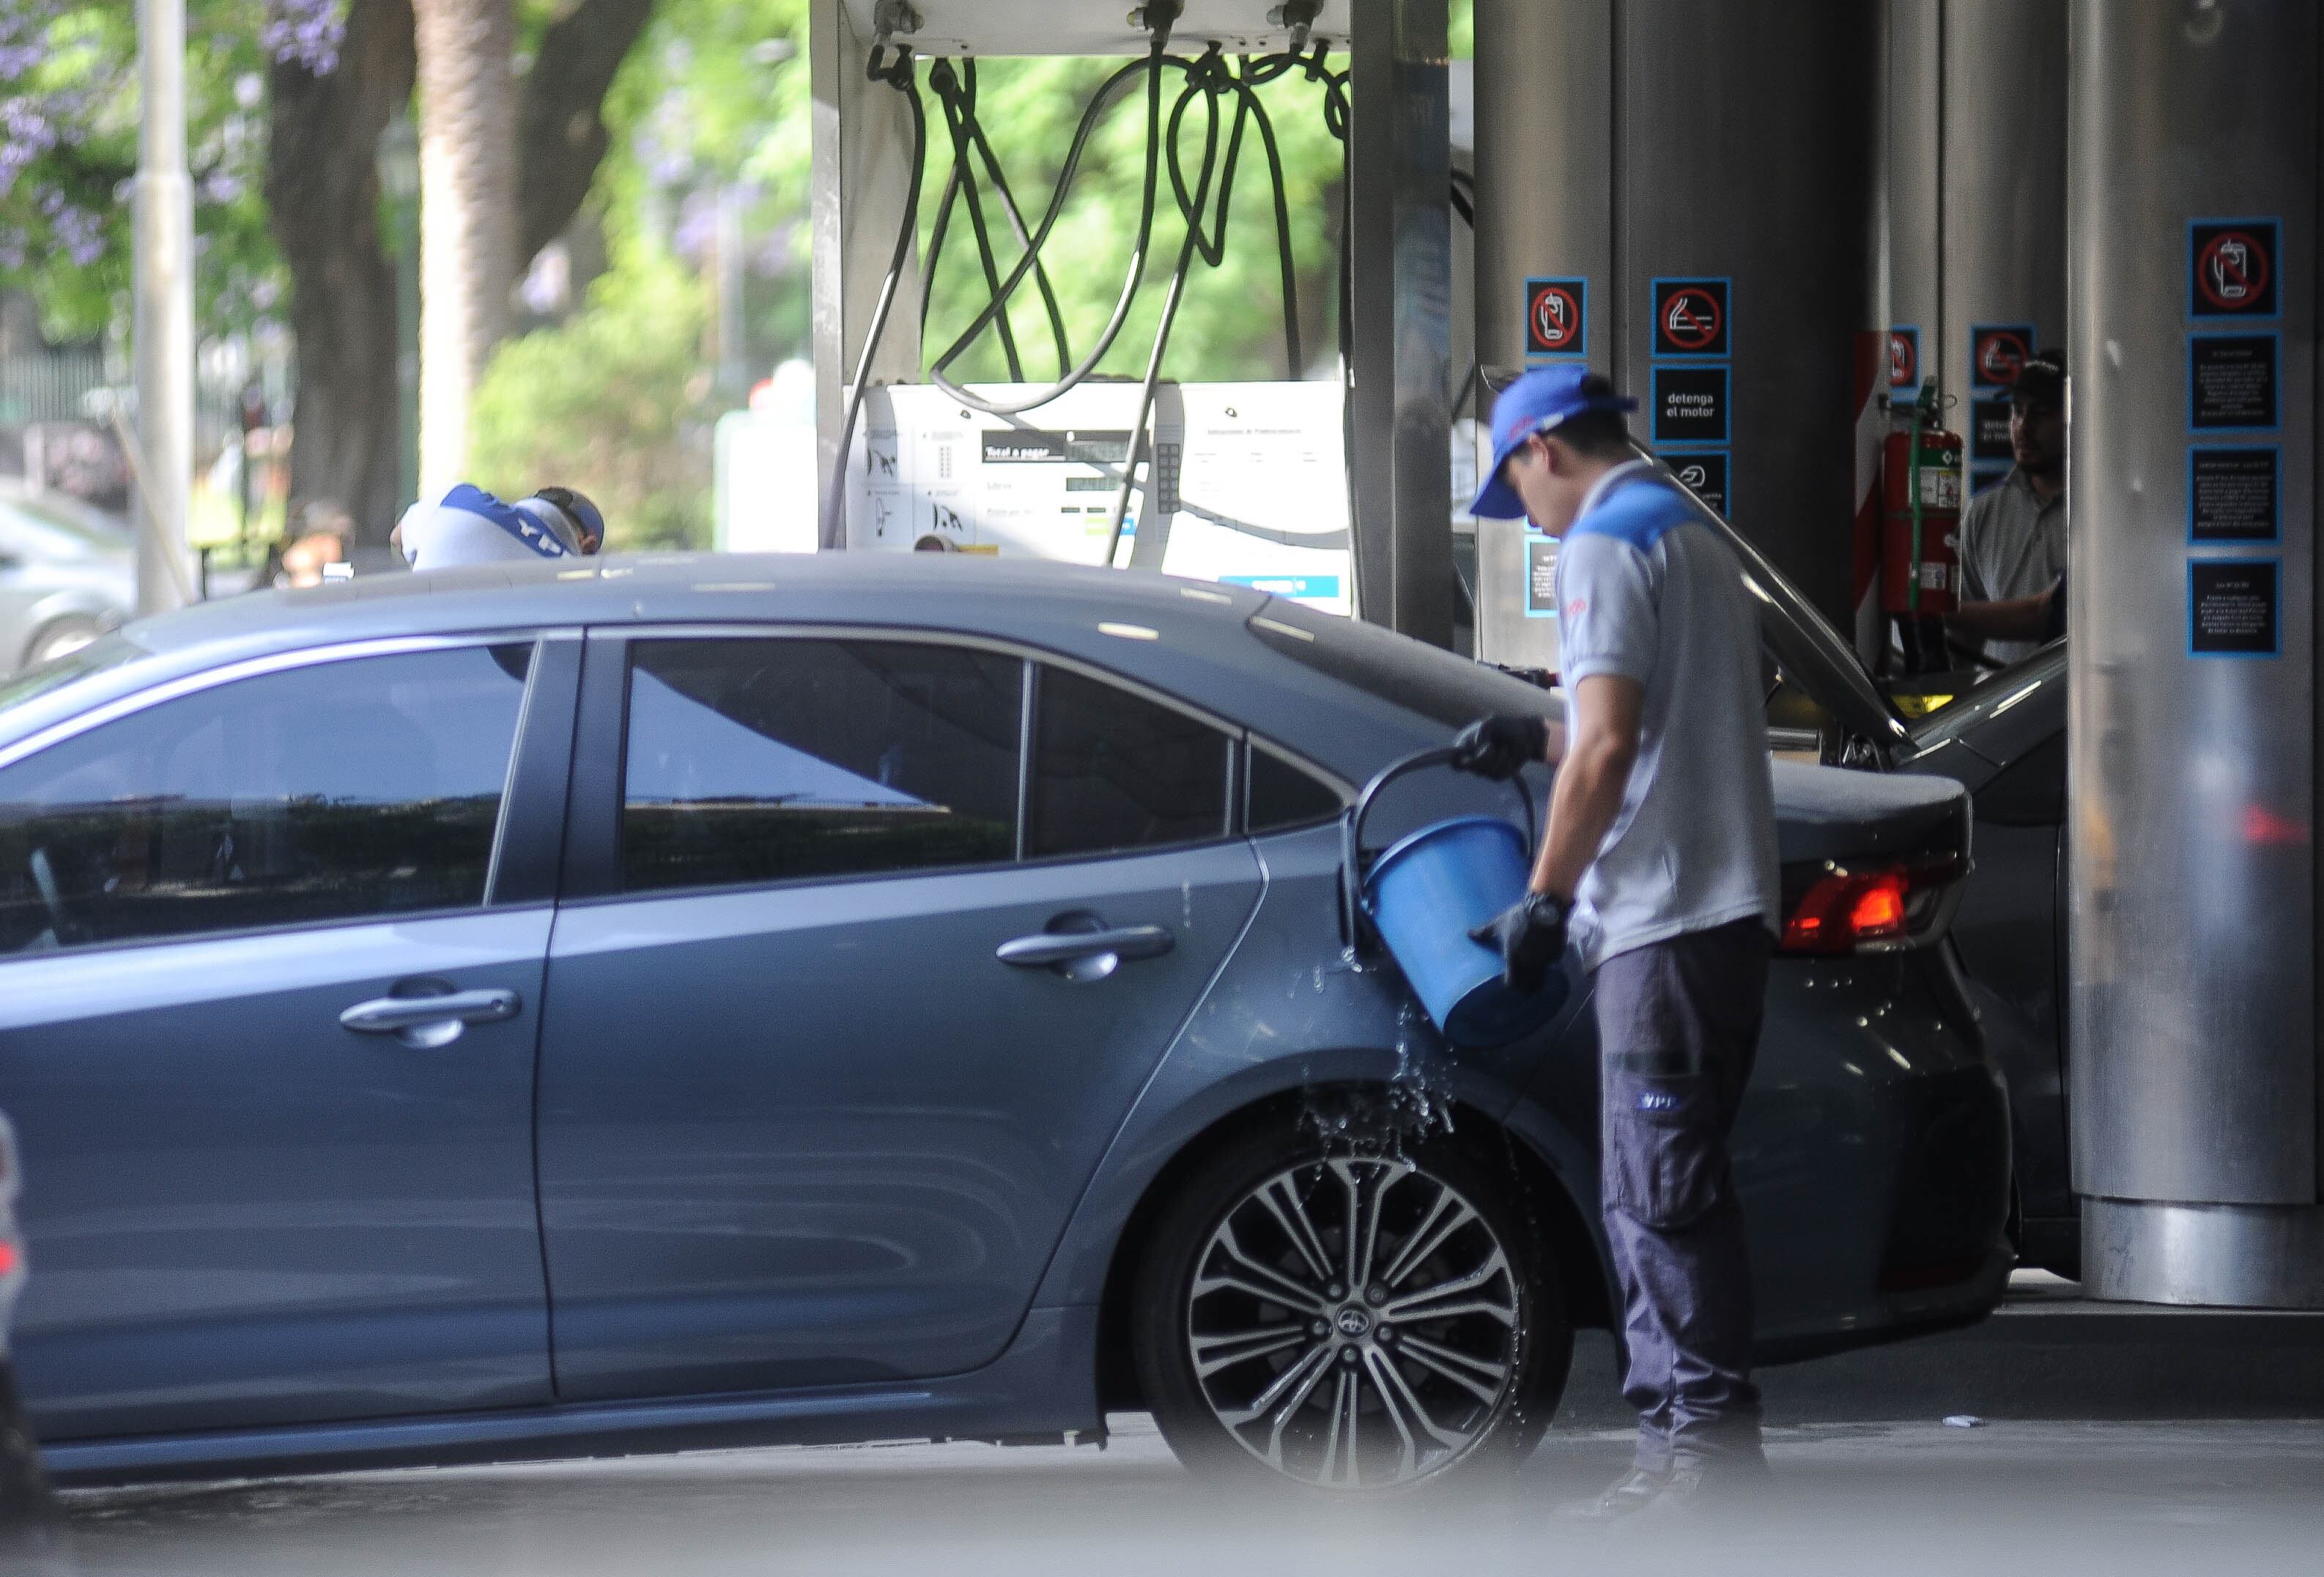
[[811, 0, 928, 549], [1887, 1, 2068, 415], [2069, 0, 2324, 1307], [1471, 0, 1882, 638], [1347, 0, 1457, 646]]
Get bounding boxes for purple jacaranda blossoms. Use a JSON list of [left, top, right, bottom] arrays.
[[261, 0, 345, 75], [1, 1, 343, 274]]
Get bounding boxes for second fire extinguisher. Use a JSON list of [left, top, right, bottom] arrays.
[[1881, 378, 1963, 673]]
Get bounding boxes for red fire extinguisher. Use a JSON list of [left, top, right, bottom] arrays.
[[1881, 379, 1963, 617]]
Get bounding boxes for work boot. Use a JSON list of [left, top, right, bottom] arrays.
[[1640, 1452, 1773, 1521], [1558, 1465, 1669, 1526]]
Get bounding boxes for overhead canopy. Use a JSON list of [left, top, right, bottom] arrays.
[[840, 0, 1352, 57]]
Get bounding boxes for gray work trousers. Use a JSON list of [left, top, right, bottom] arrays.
[[1593, 917, 1772, 1474]]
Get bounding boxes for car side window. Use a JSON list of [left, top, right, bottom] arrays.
[[622, 638, 1023, 893], [1248, 743, 1344, 833], [1029, 665, 1231, 858], [1975, 729, 2066, 827], [0, 644, 533, 955]]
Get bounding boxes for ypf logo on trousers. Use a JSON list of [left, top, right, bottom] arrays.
[[1969, 325, 2035, 391], [1525, 278, 1587, 357], [1651, 278, 1729, 358]]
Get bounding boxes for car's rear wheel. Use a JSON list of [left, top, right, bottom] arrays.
[[1131, 1123, 1569, 1491]]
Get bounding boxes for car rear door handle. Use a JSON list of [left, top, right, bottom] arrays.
[[340, 989, 522, 1035], [996, 926, 1175, 969]]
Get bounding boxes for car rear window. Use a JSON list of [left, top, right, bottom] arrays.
[[1243, 602, 1550, 730], [1028, 667, 1232, 857]]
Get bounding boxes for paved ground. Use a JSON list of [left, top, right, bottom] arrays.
[[14, 1414, 2320, 1576]]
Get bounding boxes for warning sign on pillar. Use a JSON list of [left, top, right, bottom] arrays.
[[1653, 366, 1729, 444], [1969, 324, 2035, 392], [2188, 558, 2279, 657], [1888, 327, 1920, 391], [1524, 278, 1588, 358], [1666, 451, 1730, 516], [1970, 397, 2015, 466], [2189, 220, 2279, 319], [1651, 278, 1730, 358]]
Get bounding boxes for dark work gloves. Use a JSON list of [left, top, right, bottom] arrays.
[[1449, 714, 1549, 780], [1469, 890, 1569, 997]]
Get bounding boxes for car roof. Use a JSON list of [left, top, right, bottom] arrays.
[[0, 554, 1539, 785], [1, 551, 1964, 862], [111, 552, 1267, 654]]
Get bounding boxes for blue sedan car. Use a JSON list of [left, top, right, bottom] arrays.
[[0, 555, 2006, 1491]]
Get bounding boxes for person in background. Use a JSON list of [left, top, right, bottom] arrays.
[[391, 484, 606, 572], [1951, 349, 2067, 665], [517, 487, 606, 556], [269, 500, 352, 588]]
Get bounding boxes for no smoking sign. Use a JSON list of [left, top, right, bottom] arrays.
[[1525, 278, 1587, 357], [2191, 220, 2279, 318], [1651, 278, 1728, 358], [1969, 324, 2035, 391]]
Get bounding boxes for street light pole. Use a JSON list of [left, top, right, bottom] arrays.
[[132, 0, 194, 614], [376, 114, 422, 517]]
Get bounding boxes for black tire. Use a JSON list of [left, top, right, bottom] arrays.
[[23, 618, 101, 672], [0, 1364, 55, 1528], [1131, 1121, 1571, 1492]]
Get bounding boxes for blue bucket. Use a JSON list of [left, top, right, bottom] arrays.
[[1364, 815, 1570, 1048]]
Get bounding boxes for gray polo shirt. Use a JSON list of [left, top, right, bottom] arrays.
[[1554, 464, 1780, 971], [1959, 468, 2067, 665]]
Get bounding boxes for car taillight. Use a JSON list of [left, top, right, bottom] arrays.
[[1780, 858, 1966, 955]]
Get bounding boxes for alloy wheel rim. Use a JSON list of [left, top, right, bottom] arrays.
[[1185, 1156, 1522, 1489]]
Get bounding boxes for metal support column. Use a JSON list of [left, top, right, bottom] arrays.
[[1472, 0, 1880, 635], [132, 0, 193, 615], [2069, 0, 2323, 1307], [1945, 1, 2068, 408], [811, 0, 927, 549], [1347, 0, 1454, 646]]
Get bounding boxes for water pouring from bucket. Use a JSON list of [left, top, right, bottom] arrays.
[[1342, 746, 1573, 1049]]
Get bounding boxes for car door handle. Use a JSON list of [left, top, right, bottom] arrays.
[[996, 926, 1175, 968], [340, 989, 522, 1035]]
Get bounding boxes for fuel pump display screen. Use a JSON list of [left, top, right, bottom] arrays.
[[847, 383, 1352, 611]]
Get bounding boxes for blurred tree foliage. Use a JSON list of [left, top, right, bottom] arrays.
[[476, 1, 1375, 544], [11, 0, 1476, 547], [471, 234, 711, 547], [0, 0, 303, 341]]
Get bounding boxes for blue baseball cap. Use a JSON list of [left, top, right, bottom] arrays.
[[1468, 366, 1640, 519]]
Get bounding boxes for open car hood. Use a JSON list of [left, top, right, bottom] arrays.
[[1638, 446, 1913, 763]]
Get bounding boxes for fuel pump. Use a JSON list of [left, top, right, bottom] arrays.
[[1879, 377, 1964, 674], [815, 2, 1366, 612]]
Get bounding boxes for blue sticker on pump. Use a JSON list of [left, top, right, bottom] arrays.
[[1221, 575, 1342, 599]]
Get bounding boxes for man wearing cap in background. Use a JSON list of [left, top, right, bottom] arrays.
[[393, 483, 607, 572], [1950, 349, 2068, 664], [1450, 366, 1780, 1522]]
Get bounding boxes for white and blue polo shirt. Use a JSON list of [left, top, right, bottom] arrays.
[[398, 484, 577, 571], [1555, 461, 1780, 969]]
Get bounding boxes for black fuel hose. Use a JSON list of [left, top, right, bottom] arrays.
[[925, 47, 1169, 416], [826, 30, 1343, 545], [1103, 48, 1230, 564], [927, 59, 1075, 381]]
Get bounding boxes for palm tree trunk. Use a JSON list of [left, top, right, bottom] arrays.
[[412, 0, 518, 496]]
